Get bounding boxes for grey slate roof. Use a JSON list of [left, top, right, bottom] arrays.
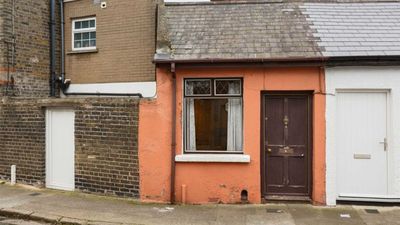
[[301, 3, 400, 57], [155, 1, 400, 61]]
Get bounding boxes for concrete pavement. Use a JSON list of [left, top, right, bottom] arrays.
[[0, 183, 399, 225], [0, 216, 49, 225]]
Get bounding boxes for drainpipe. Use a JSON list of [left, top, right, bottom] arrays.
[[59, 0, 65, 83], [5, 41, 10, 95], [170, 62, 177, 204], [50, 0, 56, 97]]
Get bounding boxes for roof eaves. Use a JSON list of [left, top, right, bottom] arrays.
[[164, 0, 283, 7], [153, 56, 330, 64]]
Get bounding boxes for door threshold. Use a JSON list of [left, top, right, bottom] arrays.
[[263, 195, 312, 203], [337, 195, 400, 203]]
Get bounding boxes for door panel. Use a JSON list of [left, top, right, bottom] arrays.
[[263, 93, 311, 197], [336, 92, 388, 197], [46, 109, 75, 191], [287, 98, 308, 146], [265, 97, 285, 146]]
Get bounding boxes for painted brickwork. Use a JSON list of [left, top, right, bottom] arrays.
[[64, 0, 156, 84], [0, 98, 140, 197]]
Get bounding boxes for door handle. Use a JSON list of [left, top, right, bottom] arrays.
[[379, 138, 388, 151], [267, 148, 272, 153]]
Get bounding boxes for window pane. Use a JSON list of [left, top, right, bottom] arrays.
[[90, 32, 96, 39], [187, 99, 228, 151], [82, 20, 89, 28], [75, 21, 81, 29], [185, 80, 211, 96], [82, 32, 90, 39], [74, 41, 82, 48], [215, 80, 241, 95], [90, 40, 96, 47], [82, 40, 90, 47], [74, 33, 81, 40], [186, 97, 243, 152], [90, 19, 96, 28]]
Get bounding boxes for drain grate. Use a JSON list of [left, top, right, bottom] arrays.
[[365, 209, 379, 214], [267, 209, 284, 213], [29, 193, 41, 197]]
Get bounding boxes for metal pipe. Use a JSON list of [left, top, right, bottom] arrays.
[[11, 0, 15, 67], [50, 0, 56, 97], [59, 0, 65, 82], [170, 63, 177, 204], [6, 41, 10, 95]]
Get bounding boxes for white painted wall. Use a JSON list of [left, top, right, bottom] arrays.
[[63, 82, 157, 98], [326, 66, 400, 205]]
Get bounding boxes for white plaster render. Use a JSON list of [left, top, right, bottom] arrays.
[[63, 82, 157, 98], [325, 66, 400, 206]]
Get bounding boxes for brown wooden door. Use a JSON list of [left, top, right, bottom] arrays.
[[262, 93, 312, 198]]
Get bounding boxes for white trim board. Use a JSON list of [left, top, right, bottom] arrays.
[[63, 82, 157, 98], [325, 66, 400, 206]]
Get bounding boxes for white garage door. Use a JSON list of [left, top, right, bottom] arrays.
[[46, 109, 75, 191], [336, 91, 388, 199]]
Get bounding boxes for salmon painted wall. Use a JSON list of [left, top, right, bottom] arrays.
[[139, 66, 326, 204]]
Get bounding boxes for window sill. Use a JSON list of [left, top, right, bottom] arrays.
[[175, 154, 250, 163], [67, 49, 98, 55]]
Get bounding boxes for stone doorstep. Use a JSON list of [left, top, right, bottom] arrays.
[[0, 208, 131, 225]]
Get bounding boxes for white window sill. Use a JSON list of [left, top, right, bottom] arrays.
[[67, 48, 98, 55], [175, 154, 250, 163]]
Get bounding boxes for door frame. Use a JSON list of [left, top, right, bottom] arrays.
[[334, 89, 392, 202], [260, 91, 313, 200], [45, 108, 75, 191]]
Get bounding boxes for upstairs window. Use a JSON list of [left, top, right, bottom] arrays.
[[72, 17, 96, 51], [184, 78, 243, 153]]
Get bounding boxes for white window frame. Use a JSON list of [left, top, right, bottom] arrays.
[[72, 17, 96, 51]]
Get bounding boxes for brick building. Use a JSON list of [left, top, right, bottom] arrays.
[[0, 0, 157, 198]]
